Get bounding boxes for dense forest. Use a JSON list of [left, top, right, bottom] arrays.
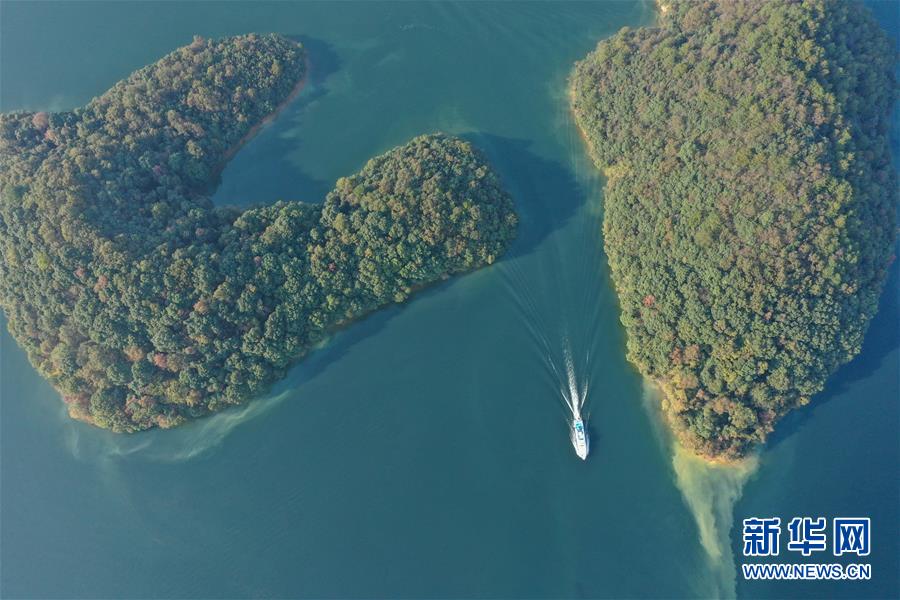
[[0, 34, 518, 431], [571, 0, 897, 459]]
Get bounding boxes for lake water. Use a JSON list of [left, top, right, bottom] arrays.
[[1, 2, 897, 598]]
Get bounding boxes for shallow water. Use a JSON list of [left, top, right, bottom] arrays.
[[1, 2, 897, 598]]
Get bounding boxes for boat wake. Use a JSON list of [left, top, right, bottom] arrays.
[[495, 130, 604, 461], [561, 341, 590, 459]]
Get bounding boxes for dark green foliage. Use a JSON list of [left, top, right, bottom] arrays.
[[0, 34, 517, 431], [571, 1, 896, 459]]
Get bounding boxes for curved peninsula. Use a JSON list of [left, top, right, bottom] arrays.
[[571, 0, 897, 460], [0, 34, 518, 431]]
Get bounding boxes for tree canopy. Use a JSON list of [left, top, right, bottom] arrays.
[[571, 0, 896, 459], [0, 34, 518, 431]]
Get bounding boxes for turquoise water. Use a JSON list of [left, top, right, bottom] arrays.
[[1, 2, 897, 598]]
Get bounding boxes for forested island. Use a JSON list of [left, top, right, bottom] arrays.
[[0, 34, 518, 431], [571, 0, 897, 460]]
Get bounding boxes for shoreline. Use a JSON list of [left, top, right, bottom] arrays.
[[567, 84, 594, 160], [218, 54, 310, 171], [654, 379, 753, 467], [647, 377, 755, 468], [567, 3, 751, 471]]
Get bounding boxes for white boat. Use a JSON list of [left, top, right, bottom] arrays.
[[571, 415, 589, 460]]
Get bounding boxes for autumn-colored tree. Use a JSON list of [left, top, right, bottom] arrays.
[[0, 34, 518, 431], [571, 0, 896, 459]]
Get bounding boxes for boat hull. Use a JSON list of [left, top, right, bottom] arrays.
[[572, 418, 589, 460]]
